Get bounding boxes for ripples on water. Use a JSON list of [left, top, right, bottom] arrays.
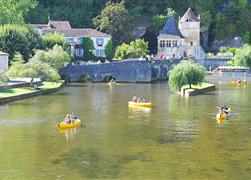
[[0, 79, 251, 179]]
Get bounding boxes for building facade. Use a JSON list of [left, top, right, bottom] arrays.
[[31, 21, 111, 60], [0, 51, 9, 71], [157, 8, 205, 60]]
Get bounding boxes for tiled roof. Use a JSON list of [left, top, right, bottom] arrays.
[[180, 7, 199, 22], [160, 16, 184, 38], [41, 28, 111, 38], [49, 21, 71, 29]]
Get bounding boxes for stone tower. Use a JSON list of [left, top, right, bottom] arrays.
[[178, 8, 200, 46]]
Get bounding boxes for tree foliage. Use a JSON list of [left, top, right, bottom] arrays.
[[8, 53, 60, 82], [115, 39, 149, 60], [0, 70, 8, 84], [82, 37, 95, 61], [0, 24, 43, 61], [32, 45, 70, 70], [234, 45, 251, 67], [105, 40, 113, 60], [42, 32, 69, 51], [0, 0, 37, 24], [93, 1, 131, 47], [169, 60, 206, 91]]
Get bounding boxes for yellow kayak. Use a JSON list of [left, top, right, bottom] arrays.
[[128, 101, 153, 108], [227, 81, 248, 85], [216, 113, 227, 124], [58, 119, 81, 129]]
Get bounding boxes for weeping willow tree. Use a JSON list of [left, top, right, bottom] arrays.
[[168, 60, 206, 91]]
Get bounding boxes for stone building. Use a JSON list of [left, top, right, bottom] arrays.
[[157, 8, 206, 60]]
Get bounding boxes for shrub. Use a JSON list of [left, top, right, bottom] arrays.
[[32, 45, 70, 70]]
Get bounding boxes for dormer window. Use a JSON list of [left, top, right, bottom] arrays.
[[96, 38, 104, 46]]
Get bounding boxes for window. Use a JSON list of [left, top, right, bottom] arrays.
[[160, 40, 165, 47], [166, 40, 171, 47], [76, 48, 84, 57], [96, 38, 104, 46], [66, 37, 74, 42], [173, 40, 178, 47], [96, 49, 105, 57]]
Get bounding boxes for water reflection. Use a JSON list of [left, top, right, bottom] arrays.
[[128, 106, 151, 120], [59, 127, 77, 141]]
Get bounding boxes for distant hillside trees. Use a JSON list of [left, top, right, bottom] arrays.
[[0, 0, 37, 24]]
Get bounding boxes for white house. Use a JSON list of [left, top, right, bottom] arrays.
[[31, 21, 111, 59], [0, 51, 9, 71]]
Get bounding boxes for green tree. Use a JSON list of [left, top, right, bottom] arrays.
[[115, 39, 148, 60], [105, 40, 113, 60], [82, 37, 95, 61], [32, 45, 70, 71], [42, 32, 69, 51], [0, 0, 37, 24], [168, 60, 206, 90], [153, 8, 176, 31], [93, 1, 131, 47], [0, 70, 8, 84], [8, 53, 60, 82], [234, 45, 251, 67], [114, 43, 130, 60], [0, 24, 43, 61]]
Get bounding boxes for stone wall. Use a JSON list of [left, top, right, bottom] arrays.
[[60, 59, 180, 83]]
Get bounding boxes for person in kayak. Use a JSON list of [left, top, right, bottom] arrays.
[[221, 105, 230, 115], [64, 114, 71, 124]]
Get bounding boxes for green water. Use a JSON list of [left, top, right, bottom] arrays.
[[0, 83, 250, 179]]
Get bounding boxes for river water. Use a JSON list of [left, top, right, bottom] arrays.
[[0, 78, 251, 179]]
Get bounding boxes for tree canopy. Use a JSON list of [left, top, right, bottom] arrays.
[[168, 60, 206, 91], [0, 24, 43, 61], [32, 45, 70, 70], [234, 45, 251, 67], [8, 52, 60, 82], [93, 1, 132, 47], [105, 40, 113, 60], [42, 32, 69, 51], [115, 39, 148, 60], [24, 0, 251, 45], [0, 0, 37, 24]]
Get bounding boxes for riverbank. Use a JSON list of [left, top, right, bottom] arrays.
[[0, 81, 64, 104], [181, 82, 216, 96]]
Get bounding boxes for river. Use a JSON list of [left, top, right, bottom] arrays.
[[0, 79, 251, 179]]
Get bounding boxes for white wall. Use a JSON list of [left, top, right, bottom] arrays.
[[0, 55, 8, 71]]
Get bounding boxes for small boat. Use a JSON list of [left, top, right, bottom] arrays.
[[58, 119, 81, 129], [216, 113, 227, 124], [128, 101, 153, 108], [226, 81, 248, 85]]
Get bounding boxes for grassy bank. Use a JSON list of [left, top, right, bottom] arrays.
[[0, 81, 63, 98]]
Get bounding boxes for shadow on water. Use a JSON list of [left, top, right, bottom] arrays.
[[53, 149, 146, 179]]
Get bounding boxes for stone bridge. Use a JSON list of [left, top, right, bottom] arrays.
[[60, 60, 180, 83]]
